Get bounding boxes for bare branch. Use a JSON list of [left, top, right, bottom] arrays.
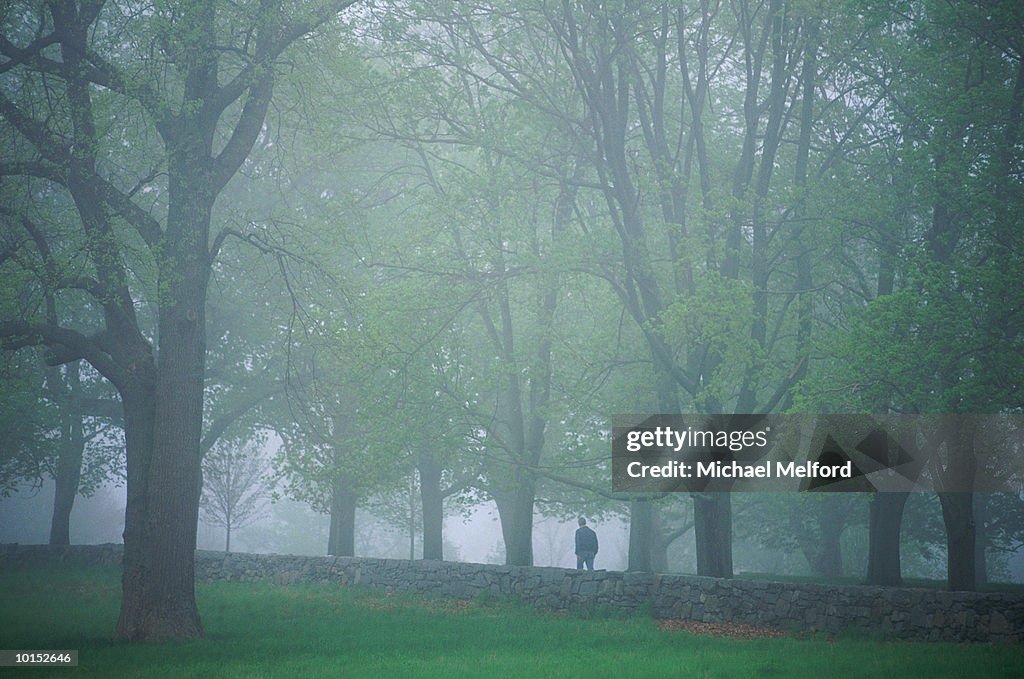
[[201, 377, 288, 456]]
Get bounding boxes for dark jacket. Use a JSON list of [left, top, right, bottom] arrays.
[[575, 526, 598, 554]]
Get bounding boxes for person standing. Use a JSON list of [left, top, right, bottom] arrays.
[[574, 517, 598, 570]]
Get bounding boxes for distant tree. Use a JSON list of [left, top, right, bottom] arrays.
[[0, 351, 123, 544], [200, 440, 271, 553]]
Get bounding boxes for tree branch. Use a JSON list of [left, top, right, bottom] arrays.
[[0, 160, 67, 184], [88, 173, 163, 247], [0, 321, 127, 391], [210, 0, 360, 115], [201, 377, 288, 456], [0, 91, 76, 166], [212, 72, 273, 192]]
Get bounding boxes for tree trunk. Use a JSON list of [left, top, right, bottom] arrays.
[[814, 527, 844, 578], [119, 378, 188, 647], [628, 499, 653, 572], [49, 408, 84, 545], [650, 539, 669, 574], [418, 455, 444, 561], [49, 361, 85, 545], [938, 418, 979, 591], [122, 307, 206, 640], [494, 476, 535, 566], [939, 492, 976, 591], [650, 505, 669, 573], [328, 476, 357, 557], [407, 474, 416, 560], [974, 494, 988, 587], [810, 497, 848, 578], [49, 441, 81, 545], [693, 493, 732, 577], [866, 492, 909, 586], [812, 541, 843, 578], [116, 167, 212, 640]]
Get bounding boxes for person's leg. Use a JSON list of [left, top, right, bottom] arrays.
[[585, 554, 595, 570], [576, 554, 584, 570]]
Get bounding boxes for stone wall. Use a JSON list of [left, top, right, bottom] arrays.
[[3, 543, 1022, 643]]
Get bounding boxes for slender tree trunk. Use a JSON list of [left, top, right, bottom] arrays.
[[650, 506, 669, 573], [49, 360, 85, 545], [974, 494, 988, 587], [408, 474, 416, 560], [49, 439, 81, 545], [49, 371, 84, 545]]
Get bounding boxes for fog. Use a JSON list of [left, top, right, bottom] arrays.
[[0, 480, 633, 571], [5, 481, 1020, 583], [1, 1, 1023, 614]]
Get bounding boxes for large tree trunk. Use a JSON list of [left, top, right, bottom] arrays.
[[126, 309, 206, 639], [866, 492, 909, 585], [418, 455, 445, 561], [494, 475, 535, 566], [116, 382, 159, 640], [328, 475, 357, 557], [693, 493, 732, 577], [116, 166, 212, 640]]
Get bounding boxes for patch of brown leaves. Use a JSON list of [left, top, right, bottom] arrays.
[[656, 619, 787, 640], [353, 592, 475, 615]]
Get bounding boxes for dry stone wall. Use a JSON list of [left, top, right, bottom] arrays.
[[3, 543, 1021, 643]]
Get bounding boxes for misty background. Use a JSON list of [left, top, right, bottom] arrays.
[[2, 0, 1024, 606]]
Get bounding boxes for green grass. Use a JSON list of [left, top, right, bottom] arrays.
[[0, 565, 1020, 678]]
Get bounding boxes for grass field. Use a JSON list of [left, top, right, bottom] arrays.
[[1, 565, 1021, 678]]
